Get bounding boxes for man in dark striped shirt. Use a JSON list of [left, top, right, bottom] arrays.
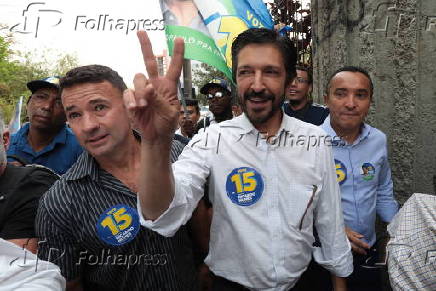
[[36, 65, 197, 291]]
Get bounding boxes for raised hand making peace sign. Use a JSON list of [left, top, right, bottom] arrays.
[[123, 31, 185, 144]]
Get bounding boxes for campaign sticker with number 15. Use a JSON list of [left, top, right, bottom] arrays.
[[96, 204, 140, 246], [226, 167, 264, 206]]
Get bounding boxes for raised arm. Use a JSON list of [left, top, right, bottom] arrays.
[[124, 31, 184, 220]]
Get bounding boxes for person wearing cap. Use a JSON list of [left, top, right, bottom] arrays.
[[7, 76, 83, 175], [197, 77, 233, 132]]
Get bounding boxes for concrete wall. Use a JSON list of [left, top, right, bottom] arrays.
[[311, 0, 436, 203]]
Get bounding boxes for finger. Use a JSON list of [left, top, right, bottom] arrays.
[[351, 243, 367, 255], [354, 239, 370, 250], [166, 37, 184, 81], [133, 73, 150, 107], [349, 236, 370, 250], [350, 230, 364, 238], [123, 89, 136, 109], [137, 30, 159, 79], [345, 227, 364, 238]]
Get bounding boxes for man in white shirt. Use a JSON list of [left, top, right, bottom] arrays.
[[124, 28, 353, 290], [0, 238, 65, 291]]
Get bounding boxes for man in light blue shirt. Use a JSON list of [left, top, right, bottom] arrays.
[[321, 66, 399, 291]]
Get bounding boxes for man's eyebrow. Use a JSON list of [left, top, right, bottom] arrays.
[[65, 98, 109, 112], [356, 88, 369, 93], [89, 98, 109, 104], [65, 105, 76, 112]]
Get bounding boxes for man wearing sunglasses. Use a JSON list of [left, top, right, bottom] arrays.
[[197, 78, 233, 132], [284, 65, 329, 126], [7, 76, 82, 175]]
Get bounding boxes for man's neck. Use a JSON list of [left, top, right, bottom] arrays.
[[330, 122, 362, 144], [27, 125, 62, 152], [96, 134, 141, 192], [289, 98, 308, 111], [254, 110, 283, 139], [214, 109, 233, 123]]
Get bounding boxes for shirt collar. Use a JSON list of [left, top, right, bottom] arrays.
[[321, 115, 371, 146], [52, 125, 68, 145], [13, 123, 68, 145], [223, 111, 296, 136], [63, 151, 99, 182], [63, 131, 140, 181]]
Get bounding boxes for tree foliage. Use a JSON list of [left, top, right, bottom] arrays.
[[0, 28, 79, 123]]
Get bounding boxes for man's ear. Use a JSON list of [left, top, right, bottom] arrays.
[[3, 130, 10, 150], [323, 94, 329, 107]]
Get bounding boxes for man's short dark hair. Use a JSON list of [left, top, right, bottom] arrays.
[[60, 65, 127, 94], [181, 99, 200, 114], [231, 28, 297, 84], [326, 66, 374, 98], [296, 64, 313, 85]]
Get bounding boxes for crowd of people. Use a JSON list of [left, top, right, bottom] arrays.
[[0, 27, 408, 291]]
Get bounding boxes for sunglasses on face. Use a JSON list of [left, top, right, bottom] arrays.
[[207, 91, 224, 99]]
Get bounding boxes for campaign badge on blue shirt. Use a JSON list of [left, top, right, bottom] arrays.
[[335, 159, 347, 185], [361, 163, 375, 181], [226, 167, 264, 206], [96, 204, 140, 246]]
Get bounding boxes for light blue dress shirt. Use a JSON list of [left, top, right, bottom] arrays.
[[320, 115, 399, 247]]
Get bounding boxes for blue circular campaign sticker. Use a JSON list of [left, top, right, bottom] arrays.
[[335, 159, 347, 185], [96, 204, 140, 246], [226, 167, 264, 206]]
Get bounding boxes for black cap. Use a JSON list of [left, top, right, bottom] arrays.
[[200, 78, 231, 95], [27, 76, 61, 94]]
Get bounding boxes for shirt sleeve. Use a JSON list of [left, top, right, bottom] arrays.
[[376, 142, 399, 223], [138, 133, 211, 237], [35, 187, 82, 281], [0, 167, 58, 240], [313, 141, 353, 277]]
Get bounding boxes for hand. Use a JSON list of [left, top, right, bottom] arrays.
[[198, 263, 214, 291], [345, 226, 370, 255], [124, 31, 185, 143], [331, 274, 347, 291]]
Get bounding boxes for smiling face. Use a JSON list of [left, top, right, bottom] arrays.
[[288, 69, 312, 104], [27, 87, 66, 132], [236, 43, 288, 126], [62, 81, 132, 159], [324, 71, 372, 136]]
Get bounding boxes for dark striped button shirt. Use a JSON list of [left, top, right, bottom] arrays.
[[36, 140, 197, 291]]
